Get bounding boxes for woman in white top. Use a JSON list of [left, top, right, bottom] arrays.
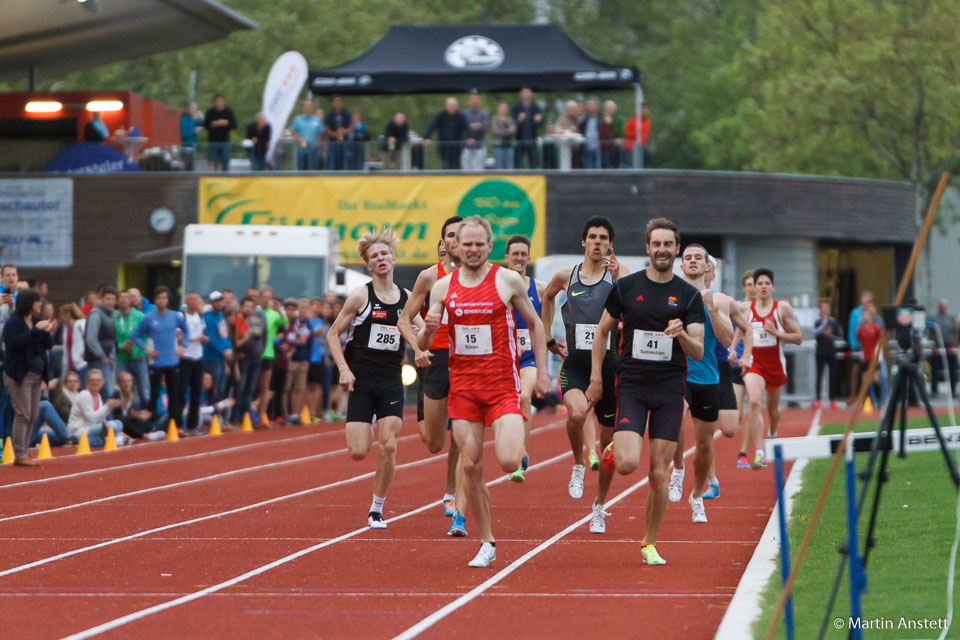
[[67, 368, 128, 447]]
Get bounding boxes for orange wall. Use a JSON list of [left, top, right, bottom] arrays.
[[0, 91, 180, 146]]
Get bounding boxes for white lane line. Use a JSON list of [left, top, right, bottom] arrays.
[[0, 431, 331, 490], [392, 433, 719, 640], [0, 429, 426, 523], [715, 408, 822, 640], [2, 421, 563, 581], [5, 590, 731, 599], [58, 446, 571, 640]]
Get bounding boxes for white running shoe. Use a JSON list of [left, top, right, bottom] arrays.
[[689, 493, 707, 523], [589, 503, 606, 534], [468, 542, 496, 568], [368, 512, 387, 529], [668, 467, 685, 503], [568, 464, 586, 499]]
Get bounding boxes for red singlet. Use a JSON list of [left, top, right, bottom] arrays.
[[746, 299, 788, 389], [429, 261, 450, 352], [445, 264, 521, 425]]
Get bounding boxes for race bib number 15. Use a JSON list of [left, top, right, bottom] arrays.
[[455, 325, 493, 355]]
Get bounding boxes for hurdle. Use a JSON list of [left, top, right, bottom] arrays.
[[764, 426, 960, 640]]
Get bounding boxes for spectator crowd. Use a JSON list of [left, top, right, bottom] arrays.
[[1, 263, 353, 465], [180, 87, 652, 172]]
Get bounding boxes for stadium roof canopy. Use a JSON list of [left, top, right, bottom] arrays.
[[0, 0, 258, 83], [308, 24, 640, 95]]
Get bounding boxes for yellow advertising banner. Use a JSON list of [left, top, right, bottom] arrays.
[[198, 175, 546, 266]]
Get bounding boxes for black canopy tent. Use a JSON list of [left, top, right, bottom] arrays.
[[308, 24, 644, 164]]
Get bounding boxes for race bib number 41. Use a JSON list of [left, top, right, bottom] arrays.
[[632, 330, 672, 361], [454, 325, 493, 355], [516, 328, 531, 353], [575, 323, 610, 350], [368, 323, 400, 351]]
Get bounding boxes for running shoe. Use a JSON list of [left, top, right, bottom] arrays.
[[442, 499, 456, 517], [589, 450, 600, 471], [752, 452, 767, 469], [689, 493, 708, 523], [768, 424, 778, 438], [703, 482, 720, 499], [568, 464, 586, 499], [368, 511, 387, 529], [811, 400, 822, 410], [521, 453, 529, 471], [737, 453, 750, 469], [448, 514, 468, 537], [668, 467, 685, 503], [600, 442, 615, 473], [509, 467, 525, 483], [589, 503, 606, 534], [641, 544, 666, 565], [468, 542, 496, 568]]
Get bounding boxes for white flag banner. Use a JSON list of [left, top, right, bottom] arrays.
[[0, 178, 73, 267], [262, 51, 308, 164]]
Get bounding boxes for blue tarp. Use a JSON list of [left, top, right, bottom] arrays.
[[44, 142, 140, 173]]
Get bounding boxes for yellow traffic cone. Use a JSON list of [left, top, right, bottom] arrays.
[[2, 437, 14, 464], [103, 427, 118, 452], [863, 396, 874, 414], [209, 415, 222, 436], [166, 419, 179, 441], [241, 412, 254, 432], [76, 431, 91, 456], [36, 433, 53, 460], [300, 405, 311, 425]]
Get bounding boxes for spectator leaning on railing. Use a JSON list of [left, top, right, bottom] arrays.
[[579, 99, 601, 169], [325, 95, 353, 171], [290, 99, 323, 171], [423, 97, 469, 170], [462, 92, 489, 171], [491, 101, 516, 170], [2, 288, 58, 466], [245, 113, 271, 171], [179, 102, 204, 171], [204, 93, 237, 171], [511, 87, 543, 168], [381, 111, 409, 170]]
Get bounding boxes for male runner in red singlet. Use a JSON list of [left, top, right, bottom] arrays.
[[734, 267, 802, 469], [420, 216, 551, 568], [397, 216, 470, 536]]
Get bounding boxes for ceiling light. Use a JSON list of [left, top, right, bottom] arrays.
[[25, 101, 63, 113], [86, 100, 123, 112]]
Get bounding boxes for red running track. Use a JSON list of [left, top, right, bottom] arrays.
[[0, 407, 827, 639]]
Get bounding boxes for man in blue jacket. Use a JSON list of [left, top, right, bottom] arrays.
[[132, 286, 188, 428], [202, 291, 232, 403]]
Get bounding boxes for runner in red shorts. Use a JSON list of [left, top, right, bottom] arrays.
[[419, 215, 551, 568], [733, 267, 802, 469]]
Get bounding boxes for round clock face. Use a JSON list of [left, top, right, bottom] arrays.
[[150, 207, 176, 234]]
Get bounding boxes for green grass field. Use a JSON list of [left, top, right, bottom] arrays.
[[754, 414, 960, 639]]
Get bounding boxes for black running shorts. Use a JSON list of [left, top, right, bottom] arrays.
[[559, 358, 617, 427], [717, 362, 738, 411], [614, 386, 684, 442], [346, 381, 404, 424], [684, 381, 720, 422], [730, 365, 744, 386]]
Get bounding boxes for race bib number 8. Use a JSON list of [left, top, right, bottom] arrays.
[[455, 325, 493, 355], [516, 328, 531, 353], [368, 323, 400, 351], [575, 323, 610, 350], [632, 330, 672, 361], [752, 321, 777, 347]]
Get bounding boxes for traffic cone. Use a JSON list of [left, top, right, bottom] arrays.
[[241, 412, 254, 432], [209, 415, 222, 436], [165, 419, 179, 441], [36, 433, 53, 460], [76, 431, 91, 456], [1, 437, 14, 464], [103, 427, 118, 452], [300, 405, 311, 425], [863, 396, 874, 414]]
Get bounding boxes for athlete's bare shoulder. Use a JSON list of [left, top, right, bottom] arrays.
[[414, 264, 440, 291], [545, 265, 573, 296]]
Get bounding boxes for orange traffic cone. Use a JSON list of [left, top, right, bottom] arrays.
[[103, 427, 118, 452], [165, 419, 179, 441], [1, 437, 14, 464], [36, 433, 53, 460], [76, 431, 91, 456], [300, 405, 311, 425], [241, 412, 254, 432], [209, 415, 222, 436]]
